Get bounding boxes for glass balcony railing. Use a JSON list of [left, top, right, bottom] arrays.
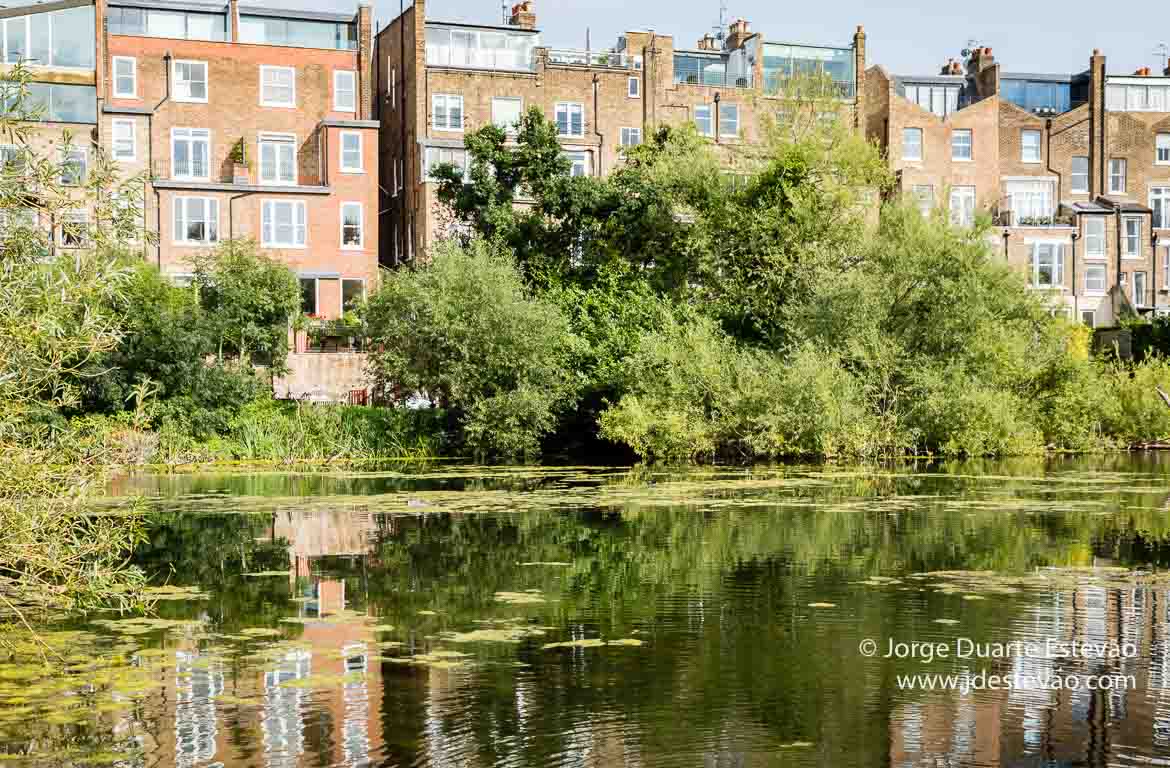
[[546, 49, 640, 70]]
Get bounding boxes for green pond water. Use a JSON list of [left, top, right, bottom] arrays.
[[6, 456, 1170, 767]]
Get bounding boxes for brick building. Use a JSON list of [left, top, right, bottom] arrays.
[[375, 0, 866, 263], [868, 47, 1170, 327]]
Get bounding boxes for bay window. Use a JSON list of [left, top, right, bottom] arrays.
[[173, 196, 218, 245], [261, 200, 306, 247], [1004, 178, 1055, 224]]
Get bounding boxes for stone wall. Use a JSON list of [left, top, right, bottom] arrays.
[[274, 353, 372, 402]]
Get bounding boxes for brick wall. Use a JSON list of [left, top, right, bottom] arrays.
[[273, 353, 372, 402]]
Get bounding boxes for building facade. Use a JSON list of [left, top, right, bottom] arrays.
[[375, 0, 866, 263], [868, 48, 1170, 327]]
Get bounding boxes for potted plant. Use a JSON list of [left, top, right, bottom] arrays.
[[230, 139, 250, 184]]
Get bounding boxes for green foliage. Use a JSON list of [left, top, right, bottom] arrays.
[[1097, 357, 1170, 444], [363, 238, 578, 459]]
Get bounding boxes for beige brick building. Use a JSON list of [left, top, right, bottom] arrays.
[[868, 47, 1170, 327], [375, 0, 866, 263]]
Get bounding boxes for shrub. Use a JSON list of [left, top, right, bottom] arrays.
[[1099, 357, 1170, 444]]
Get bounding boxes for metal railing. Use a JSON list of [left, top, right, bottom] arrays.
[[546, 48, 641, 70]]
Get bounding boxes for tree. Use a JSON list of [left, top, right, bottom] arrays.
[[363, 238, 578, 459]]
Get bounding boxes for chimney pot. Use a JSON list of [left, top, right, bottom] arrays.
[[1092, 48, 1101, 56]]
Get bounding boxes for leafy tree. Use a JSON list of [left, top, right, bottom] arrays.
[[363, 238, 579, 459]]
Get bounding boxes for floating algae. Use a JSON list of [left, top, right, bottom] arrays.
[[807, 602, 837, 609], [543, 638, 643, 650], [495, 591, 548, 605]]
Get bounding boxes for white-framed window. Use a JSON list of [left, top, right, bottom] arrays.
[[340, 131, 362, 173], [903, 127, 922, 161], [1004, 178, 1055, 224], [1085, 264, 1107, 293], [258, 132, 296, 185], [342, 277, 365, 313], [299, 276, 318, 315], [58, 210, 87, 247], [620, 127, 641, 147], [1158, 134, 1170, 165], [1084, 216, 1106, 258], [171, 127, 209, 180], [950, 185, 975, 228], [951, 129, 972, 161], [1021, 129, 1041, 163], [565, 150, 589, 178], [432, 94, 464, 131], [1123, 215, 1141, 257], [1153, 187, 1170, 229], [340, 201, 362, 248], [261, 200, 306, 247], [555, 102, 584, 137], [260, 65, 295, 107], [113, 56, 137, 98], [1164, 246, 1170, 289], [60, 147, 86, 185], [694, 105, 712, 137], [1081, 309, 1096, 327], [1028, 242, 1064, 288], [628, 76, 640, 98], [491, 96, 522, 132], [172, 60, 207, 102], [912, 185, 933, 216], [111, 118, 135, 161], [172, 196, 218, 245], [423, 146, 468, 181], [333, 70, 356, 111], [1071, 156, 1089, 194], [1109, 158, 1126, 194], [719, 103, 739, 138], [1134, 270, 1148, 306]]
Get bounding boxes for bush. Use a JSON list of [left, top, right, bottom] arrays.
[[1099, 357, 1170, 444], [364, 238, 578, 459]]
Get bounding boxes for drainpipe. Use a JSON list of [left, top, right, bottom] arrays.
[[1153, 231, 1160, 312], [1002, 229, 1010, 262], [713, 91, 721, 143], [148, 51, 173, 267], [1046, 118, 1063, 202], [592, 73, 604, 176], [1116, 208, 1123, 308], [1071, 230, 1080, 321]]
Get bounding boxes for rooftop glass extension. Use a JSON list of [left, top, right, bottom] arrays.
[[238, 15, 356, 49], [107, 5, 226, 41], [1001, 75, 1086, 115], [898, 79, 966, 118], [763, 43, 855, 99], [673, 51, 749, 86], [2, 5, 94, 69], [1105, 76, 1170, 112], [2, 82, 96, 123], [425, 24, 538, 72]]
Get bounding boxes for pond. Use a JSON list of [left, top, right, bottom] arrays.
[[5, 455, 1170, 767]]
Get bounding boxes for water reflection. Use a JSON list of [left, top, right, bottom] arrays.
[[8, 458, 1170, 767]]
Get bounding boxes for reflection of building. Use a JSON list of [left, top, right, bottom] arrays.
[[174, 650, 223, 767], [890, 580, 1170, 766]]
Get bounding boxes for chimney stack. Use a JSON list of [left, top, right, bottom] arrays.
[[1164, 57, 1170, 76], [724, 18, 751, 50], [509, 1, 536, 29], [697, 33, 716, 51]]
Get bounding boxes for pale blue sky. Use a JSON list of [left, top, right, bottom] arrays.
[[368, 0, 1170, 77]]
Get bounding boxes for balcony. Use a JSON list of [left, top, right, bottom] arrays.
[[546, 49, 640, 70], [425, 24, 538, 73], [297, 318, 364, 353], [993, 209, 1076, 228]]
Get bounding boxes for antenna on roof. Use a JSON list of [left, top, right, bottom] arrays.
[[960, 38, 982, 58], [502, 0, 508, 25], [1154, 42, 1169, 72], [711, 0, 728, 44]]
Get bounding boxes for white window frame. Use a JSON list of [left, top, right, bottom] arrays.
[[1152, 187, 1170, 230], [341, 277, 365, 314], [259, 65, 295, 108], [258, 132, 297, 186], [1083, 216, 1106, 259], [951, 129, 972, 162], [1122, 215, 1142, 258], [903, 127, 922, 162], [333, 70, 356, 112], [1081, 309, 1096, 327], [912, 184, 934, 216], [1084, 264, 1107, 294], [60, 147, 86, 185], [1134, 270, 1148, 307], [111, 118, 136, 162], [555, 101, 585, 137], [1027, 240, 1065, 289], [339, 201, 363, 249], [432, 93, 464, 132], [1158, 134, 1170, 166], [564, 150, 589, 178], [1164, 245, 1170, 289], [170, 127, 210, 181], [1004, 177, 1056, 224], [620, 127, 641, 148], [719, 103, 739, 138], [339, 131, 363, 173], [261, 199, 307, 248], [1071, 155, 1089, 194], [172, 195, 219, 246], [1021, 130, 1041, 163], [172, 59, 208, 103], [423, 146, 468, 182], [112, 56, 137, 98], [949, 185, 976, 228], [694, 104, 712, 137], [628, 76, 639, 98], [491, 96, 523, 132], [1109, 158, 1127, 194]]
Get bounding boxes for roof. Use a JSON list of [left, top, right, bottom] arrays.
[[894, 74, 966, 85], [0, 0, 90, 20], [425, 19, 540, 35], [1067, 200, 1112, 214], [108, 0, 357, 23], [1001, 71, 1089, 83], [1098, 196, 1153, 214]]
